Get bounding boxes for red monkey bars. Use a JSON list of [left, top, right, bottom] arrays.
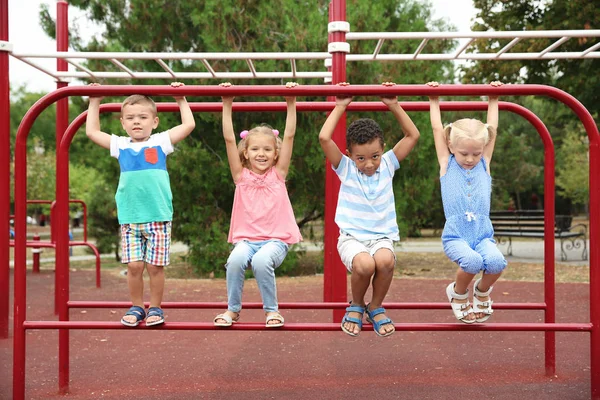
[[11, 84, 600, 400]]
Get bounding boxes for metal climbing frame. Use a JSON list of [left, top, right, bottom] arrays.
[[2, 2, 600, 338], [2, 0, 599, 398], [3, 31, 600, 81], [10, 84, 600, 400], [345, 30, 600, 61]]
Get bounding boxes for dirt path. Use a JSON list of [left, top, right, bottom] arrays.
[[0, 269, 592, 399]]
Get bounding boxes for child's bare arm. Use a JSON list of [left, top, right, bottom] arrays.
[[276, 82, 298, 179], [319, 83, 352, 169], [85, 83, 111, 149], [167, 82, 196, 145], [380, 83, 420, 163], [483, 81, 503, 164], [220, 83, 243, 182], [427, 81, 450, 170]]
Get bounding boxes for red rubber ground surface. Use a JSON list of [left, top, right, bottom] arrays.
[[0, 269, 591, 399]]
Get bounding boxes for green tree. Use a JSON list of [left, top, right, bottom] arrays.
[[555, 125, 589, 208], [40, 0, 457, 274], [462, 0, 597, 213], [10, 86, 57, 161], [465, 0, 599, 118]]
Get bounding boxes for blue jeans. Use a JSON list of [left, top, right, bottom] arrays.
[[226, 239, 289, 313]]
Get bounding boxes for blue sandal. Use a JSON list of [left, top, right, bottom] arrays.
[[146, 307, 165, 327], [341, 303, 366, 337], [366, 305, 395, 337], [120, 306, 146, 327]]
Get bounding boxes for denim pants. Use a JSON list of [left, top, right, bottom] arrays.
[[226, 239, 289, 313]]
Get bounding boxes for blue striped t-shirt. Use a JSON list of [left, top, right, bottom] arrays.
[[110, 131, 174, 224], [333, 150, 400, 241]]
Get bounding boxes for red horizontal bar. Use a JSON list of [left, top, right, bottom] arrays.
[[9, 241, 96, 248], [58, 83, 564, 98], [24, 321, 592, 332], [94, 101, 497, 113], [9, 241, 56, 248], [67, 301, 546, 310]]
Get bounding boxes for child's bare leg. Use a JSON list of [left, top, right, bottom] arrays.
[[146, 264, 165, 324], [123, 261, 145, 324], [473, 272, 501, 320], [345, 253, 375, 335], [453, 268, 477, 322], [369, 249, 395, 335]]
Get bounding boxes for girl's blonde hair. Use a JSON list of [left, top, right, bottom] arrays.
[[237, 124, 282, 168], [444, 118, 496, 147]]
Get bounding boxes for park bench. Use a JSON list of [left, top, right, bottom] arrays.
[[490, 210, 588, 261]]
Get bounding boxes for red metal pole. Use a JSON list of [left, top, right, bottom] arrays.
[[67, 300, 547, 310], [324, 0, 348, 322], [81, 200, 87, 242], [32, 234, 41, 273], [56, 1, 70, 394], [0, 0, 10, 340], [21, 320, 593, 332]]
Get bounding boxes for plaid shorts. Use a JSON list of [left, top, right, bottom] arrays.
[[120, 221, 172, 266]]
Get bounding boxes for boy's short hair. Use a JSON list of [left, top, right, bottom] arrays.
[[121, 95, 157, 116], [346, 118, 384, 150]]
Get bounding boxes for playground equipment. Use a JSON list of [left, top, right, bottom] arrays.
[[2, 0, 600, 399], [8, 199, 101, 290], [10, 84, 599, 400]]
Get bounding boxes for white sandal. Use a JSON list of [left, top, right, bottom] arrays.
[[473, 278, 494, 323], [265, 312, 284, 328], [213, 312, 239, 327], [446, 282, 475, 324]]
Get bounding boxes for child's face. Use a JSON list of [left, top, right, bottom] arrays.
[[347, 140, 385, 176], [120, 103, 159, 142], [244, 134, 278, 174], [448, 138, 485, 170]]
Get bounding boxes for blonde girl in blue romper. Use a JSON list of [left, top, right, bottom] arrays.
[[428, 81, 507, 323]]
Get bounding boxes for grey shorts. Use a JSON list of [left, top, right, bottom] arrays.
[[337, 232, 396, 272]]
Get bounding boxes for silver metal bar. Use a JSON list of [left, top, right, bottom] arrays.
[[109, 59, 135, 77], [412, 39, 429, 59], [246, 59, 257, 77], [64, 59, 96, 79], [538, 37, 570, 57], [496, 38, 522, 58], [156, 59, 176, 78], [372, 39, 385, 59], [453, 38, 475, 58]]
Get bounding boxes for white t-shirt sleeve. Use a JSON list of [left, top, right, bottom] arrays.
[[384, 150, 400, 174], [333, 154, 350, 180], [110, 134, 123, 158], [154, 130, 174, 156]]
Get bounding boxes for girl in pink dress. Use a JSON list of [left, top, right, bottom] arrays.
[[214, 82, 302, 328]]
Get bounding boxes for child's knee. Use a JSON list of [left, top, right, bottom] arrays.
[[128, 262, 144, 276], [458, 253, 484, 274], [352, 255, 376, 277], [484, 254, 507, 274], [251, 255, 275, 274], [146, 264, 164, 277], [374, 253, 395, 273], [226, 252, 249, 270]]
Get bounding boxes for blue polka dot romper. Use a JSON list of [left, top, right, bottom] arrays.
[[440, 155, 506, 274]]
